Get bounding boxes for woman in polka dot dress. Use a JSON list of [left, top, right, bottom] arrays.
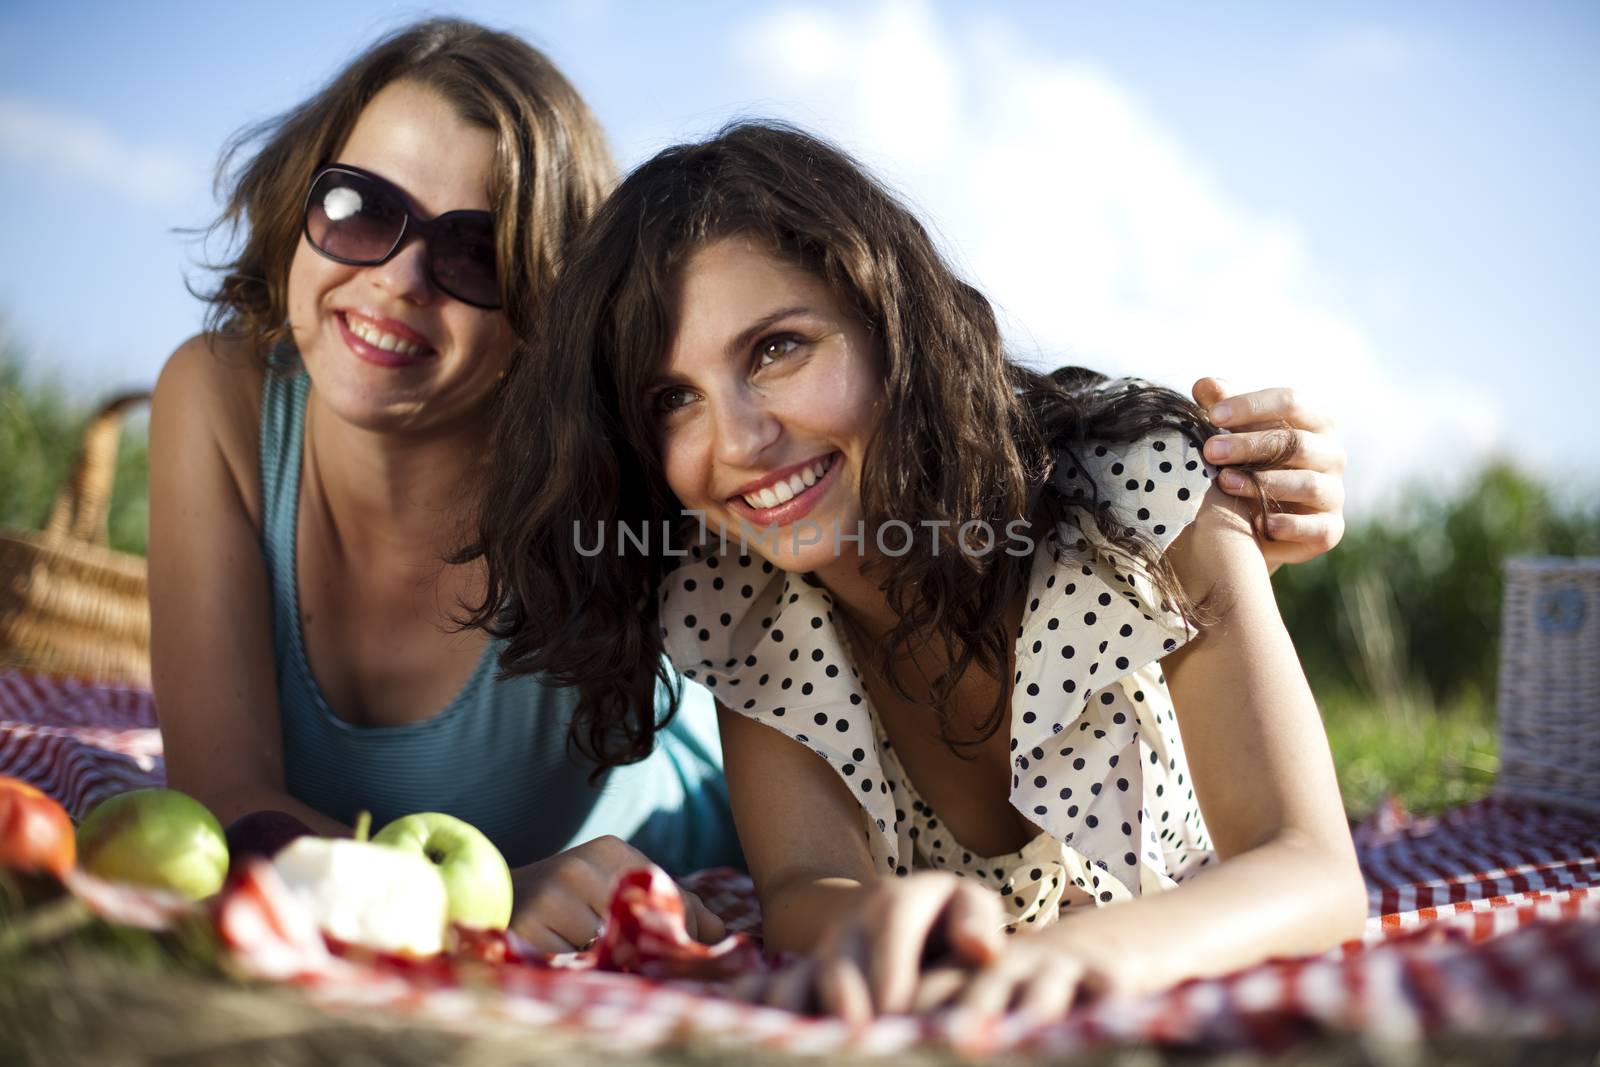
[[468, 122, 1365, 1021]]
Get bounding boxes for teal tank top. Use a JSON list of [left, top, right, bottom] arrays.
[[259, 369, 742, 873]]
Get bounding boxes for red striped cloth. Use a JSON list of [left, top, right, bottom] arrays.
[[4, 669, 1598, 1055], [0, 670, 162, 819]]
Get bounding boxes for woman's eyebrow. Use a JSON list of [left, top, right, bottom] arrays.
[[724, 306, 812, 360]]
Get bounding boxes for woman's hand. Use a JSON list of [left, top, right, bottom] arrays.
[[754, 872, 1005, 1022], [508, 835, 726, 953], [951, 918, 1162, 1025], [1192, 377, 1346, 568]]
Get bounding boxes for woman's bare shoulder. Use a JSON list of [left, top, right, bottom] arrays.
[[152, 333, 270, 523]]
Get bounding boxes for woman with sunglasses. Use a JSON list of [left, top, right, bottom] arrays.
[[148, 19, 741, 949], [149, 18, 1347, 954], [469, 121, 1363, 1018]]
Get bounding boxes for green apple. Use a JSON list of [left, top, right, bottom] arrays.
[[76, 788, 229, 900], [271, 833, 449, 956], [372, 812, 513, 930]]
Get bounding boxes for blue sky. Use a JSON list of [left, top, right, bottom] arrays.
[[1, 1, 1595, 510]]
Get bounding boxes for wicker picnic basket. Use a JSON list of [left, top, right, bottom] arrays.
[[1495, 556, 1600, 813], [0, 391, 151, 684]]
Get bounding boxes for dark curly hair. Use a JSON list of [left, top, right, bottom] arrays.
[[463, 121, 1277, 768]]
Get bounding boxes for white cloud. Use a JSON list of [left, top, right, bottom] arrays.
[[730, 1, 1501, 511], [1311, 28, 1417, 78], [0, 95, 206, 208]]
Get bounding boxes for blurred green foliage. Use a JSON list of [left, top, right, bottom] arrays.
[[1273, 465, 1600, 711], [0, 341, 150, 556]]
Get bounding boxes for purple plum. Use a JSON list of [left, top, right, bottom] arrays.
[[225, 810, 313, 866]]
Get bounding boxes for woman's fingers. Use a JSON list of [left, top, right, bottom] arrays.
[[1190, 376, 1231, 411], [911, 965, 971, 1014], [1195, 380, 1348, 565], [954, 957, 1023, 1021], [681, 889, 727, 944], [866, 881, 970, 1015], [1199, 384, 1336, 434], [553, 844, 631, 908], [567, 836, 721, 942], [514, 924, 580, 955], [725, 969, 770, 1004], [507, 835, 669, 954], [1217, 468, 1345, 513], [1204, 427, 1346, 475], [954, 953, 1082, 1024], [510, 892, 607, 953], [1262, 511, 1345, 554], [764, 956, 819, 1013], [943, 882, 1005, 967], [846, 967, 980, 1020], [1013, 957, 1084, 1026], [816, 923, 875, 1024]]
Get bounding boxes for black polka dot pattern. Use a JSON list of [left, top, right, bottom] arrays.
[[657, 428, 1218, 919]]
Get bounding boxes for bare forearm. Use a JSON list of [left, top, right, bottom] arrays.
[[760, 876, 875, 954], [1051, 833, 1367, 988], [179, 781, 349, 838]]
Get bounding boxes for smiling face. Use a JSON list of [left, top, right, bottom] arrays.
[[285, 79, 514, 435], [653, 236, 883, 574]]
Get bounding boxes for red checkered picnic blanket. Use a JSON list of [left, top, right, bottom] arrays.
[[4, 669, 1598, 1056]]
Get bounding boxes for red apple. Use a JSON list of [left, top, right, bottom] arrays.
[[0, 776, 75, 879]]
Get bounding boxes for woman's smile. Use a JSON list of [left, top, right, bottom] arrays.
[[724, 450, 843, 528], [336, 309, 438, 368]]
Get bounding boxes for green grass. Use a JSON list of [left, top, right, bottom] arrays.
[[1320, 690, 1498, 820]]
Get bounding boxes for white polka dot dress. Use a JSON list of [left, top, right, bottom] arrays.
[[659, 429, 1218, 929]]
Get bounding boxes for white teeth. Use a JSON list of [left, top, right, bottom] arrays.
[[347, 316, 423, 356], [741, 454, 838, 511]]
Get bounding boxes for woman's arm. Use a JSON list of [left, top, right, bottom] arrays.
[[717, 702, 880, 952], [953, 483, 1367, 1019], [148, 335, 344, 836], [720, 704, 1007, 1017]]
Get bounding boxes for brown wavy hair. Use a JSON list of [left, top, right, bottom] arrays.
[[197, 17, 615, 355], [465, 121, 1276, 768]]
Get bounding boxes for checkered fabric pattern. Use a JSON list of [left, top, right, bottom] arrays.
[[4, 669, 1597, 1056]]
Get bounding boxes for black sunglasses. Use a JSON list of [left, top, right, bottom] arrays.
[[302, 163, 503, 310]]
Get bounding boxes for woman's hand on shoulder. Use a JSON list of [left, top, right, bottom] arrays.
[[1191, 377, 1346, 568], [508, 835, 725, 954]]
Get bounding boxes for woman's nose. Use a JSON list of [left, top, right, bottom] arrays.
[[370, 233, 436, 305], [711, 390, 781, 469]]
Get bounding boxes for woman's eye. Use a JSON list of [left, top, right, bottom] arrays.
[[654, 387, 695, 415], [756, 335, 802, 367]]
